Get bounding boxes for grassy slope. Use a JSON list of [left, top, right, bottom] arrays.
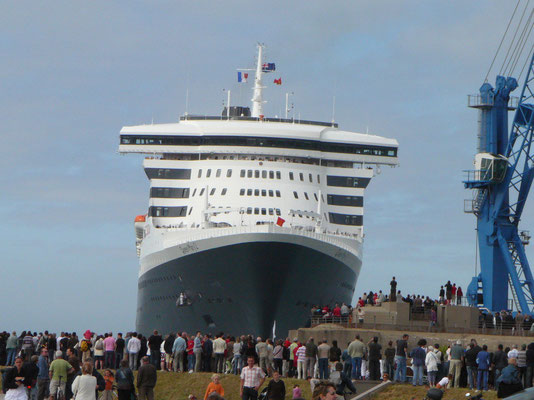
[[371, 385, 499, 400]]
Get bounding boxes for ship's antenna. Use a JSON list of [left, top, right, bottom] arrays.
[[331, 96, 336, 125], [185, 88, 189, 116], [252, 43, 265, 118]]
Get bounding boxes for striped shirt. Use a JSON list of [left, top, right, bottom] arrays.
[[241, 366, 265, 388], [296, 346, 307, 362]]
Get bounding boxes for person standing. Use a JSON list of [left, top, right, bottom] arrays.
[[409, 339, 426, 386], [425, 346, 439, 387], [273, 340, 284, 375], [147, 331, 162, 369], [6, 331, 18, 366], [304, 338, 318, 378], [172, 332, 187, 372], [390, 277, 397, 302], [525, 343, 534, 388], [384, 341, 395, 380], [266, 371, 285, 400], [115, 359, 135, 400], [476, 345, 490, 391], [163, 332, 175, 372], [517, 343, 527, 384], [213, 333, 227, 374], [71, 362, 97, 400], [115, 333, 125, 370], [448, 340, 464, 388], [367, 337, 381, 381], [127, 333, 141, 371], [445, 281, 452, 304], [317, 340, 330, 379], [296, 343, 306, 380], [49, 351, 74, 400], [103, 333, 116, 370], [193, 331, 203, 373], [464, 343, 479, 390], [137, 356, 157, 400], [394, 334, 409, 383], [348, 336, 365, 380], [37, 348, 50, 400], [456, 287, 463, 305], [240, 356, 266, 400], [493, 343, 508, 383]]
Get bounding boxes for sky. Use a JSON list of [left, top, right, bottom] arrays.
[[2, 1, 532, 334]]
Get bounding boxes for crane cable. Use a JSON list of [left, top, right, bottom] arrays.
[[488, 0, 522, 81], [501, 0, 531, 76], [507, 8, 534, 76], [518, 40, 534, 81]]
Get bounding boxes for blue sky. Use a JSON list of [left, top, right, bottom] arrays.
[[1, 1, 530, 334]]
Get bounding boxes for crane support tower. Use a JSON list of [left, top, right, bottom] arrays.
[[464, 53, 534, 314]]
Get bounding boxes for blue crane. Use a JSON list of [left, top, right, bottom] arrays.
[[464, 53, 534, 314]]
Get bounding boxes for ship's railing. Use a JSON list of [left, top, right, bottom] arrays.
[[153, 224, 361, 256], [180, 114, 338, 128]]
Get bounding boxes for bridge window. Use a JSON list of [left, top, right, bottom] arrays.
[[327, 175, 371, 188], [327, 194, 363, 207], [150, 187, 190, 198], [149, 206, 188, 217], [145, 168, 191, 180], [328, 212, 363, 226]]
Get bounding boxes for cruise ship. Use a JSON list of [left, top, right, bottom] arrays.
[[119, 46, 399, 338]]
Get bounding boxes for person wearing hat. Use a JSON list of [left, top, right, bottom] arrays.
[[448, 340, 464, 388]]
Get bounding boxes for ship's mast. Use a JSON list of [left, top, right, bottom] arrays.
[[251, 44, 265, 118]]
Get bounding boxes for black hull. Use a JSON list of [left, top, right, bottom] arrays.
[[136, 241, 357, 338]]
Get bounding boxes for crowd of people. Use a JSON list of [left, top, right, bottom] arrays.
[[3, 327, 534, 399]]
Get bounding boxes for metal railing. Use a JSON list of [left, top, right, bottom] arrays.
[[467, 94, 519, 109]]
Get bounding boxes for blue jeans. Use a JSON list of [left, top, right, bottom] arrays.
[[188, 353, 195, 371], [105, 351, 115, 368], [343, 361, 352, 378], [466, 366, 476, 389], [412, 365, 423, 386], [351, 357, 362, 379], [385, 360, 394, 379], [233, 355, 242, 374], [7, 348, 16, 366], [318, 358, 329, 379], [394, 356, 407, 382], [477, 369, 488, 391]]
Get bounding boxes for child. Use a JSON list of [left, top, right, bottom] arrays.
[[292, 384, 302, 399], [204, 374, 224, 400], [102, 369, 115, 400]]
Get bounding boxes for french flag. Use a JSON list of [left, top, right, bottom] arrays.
[[237, 72, 248, 83]]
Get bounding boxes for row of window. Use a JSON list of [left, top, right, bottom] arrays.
[[145, 168, 191, 180], [121, 135, 398, 157], [327, 176, 370, 188], [240, 169, 282, 179], [150, 187, 190, 198], [327, 194, 363, 207], [328, 212, 363, 226], [240, 188, 282, 198], [149, 206, 188, 217], [245, 207, 282, 216]]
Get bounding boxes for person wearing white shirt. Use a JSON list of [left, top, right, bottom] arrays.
[[127, 333, 142, 371], [213, 334, 227, 373]]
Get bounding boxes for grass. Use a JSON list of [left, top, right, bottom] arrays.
[[370, 384, 499, 400]]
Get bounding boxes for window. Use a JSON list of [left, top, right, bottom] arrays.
[[254, 170, 260, 178], [221, 188, 227, 196], [150, 187, 190, 198], [247, 189, 252, 196], [304, 192, 309, 200], [240, 169, 246, 178], [226, 169, 232, 178], [261, 208, 266, 215], [321, 194, 325, 202], [247, 207, 252, 214], [299, 173, 304, 181], [314, 193, 318, 201], [276, 171, 281, 179], [261, 190, 266, 197], [206, 169, 212, 178], [269, 171, 274, 179], [192, 189, 197, 197], [328, 212, 363, 226], [317, 174, 321, 184], [269, 208, 274, 215], [149, 206, 187, 217], [275, 209, 281, 216], [327, 194, 363, 207], [210, 188, 216, 195], [144, 168, 191, 180], [240, 189, 245, 196], [293, 191, 299, 199], [188, 207, 193, 215], [326, 175, 371, 188], [199, 188, 205, 196], [262, 170, 267, 178], [269, 190, 274, 197], [289, 172, 294, 180], [309, 173, 313, 183], [216, 169, 221, 177], [198, 170, 202, 178], [247, 170, 252, 178], [254, 208, 260, 215], [276, 190, 281, 197], [254, 189, 259, 196]]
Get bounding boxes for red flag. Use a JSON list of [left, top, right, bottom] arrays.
[[276, 217, 285, 226], [274, 78, 282, 85]]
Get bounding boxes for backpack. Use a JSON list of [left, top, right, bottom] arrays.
[[81, 340, 90, 353], [96, 340, 103, 350]]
